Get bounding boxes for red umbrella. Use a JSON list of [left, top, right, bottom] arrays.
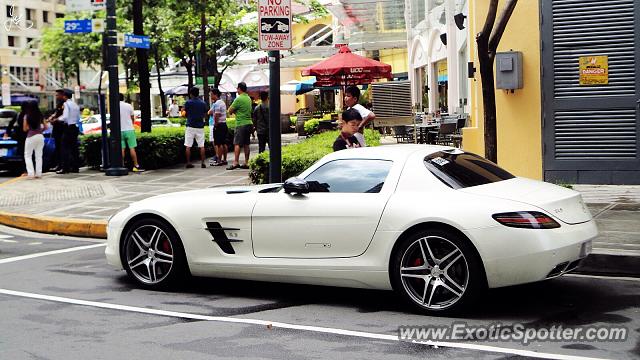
[[301, 46, 392, 86]]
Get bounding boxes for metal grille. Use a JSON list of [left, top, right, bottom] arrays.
[[552, 0, 635, 98], [370, 81, 412, 119], [554, 109, 637, 159]]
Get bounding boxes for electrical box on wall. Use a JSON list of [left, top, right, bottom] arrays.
[[495, 51, 523, 90]]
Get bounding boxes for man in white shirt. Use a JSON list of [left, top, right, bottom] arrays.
[[344, 85, 376, 147], [119, 94, 143, 172], [207, 88, 228, 166], [55, 89, 81, 174], [167, 99, 180, 117]]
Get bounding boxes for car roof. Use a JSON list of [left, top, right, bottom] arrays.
[[326, 144, 455, 162]]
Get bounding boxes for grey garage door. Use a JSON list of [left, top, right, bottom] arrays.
[[541, 0, 640, 184]]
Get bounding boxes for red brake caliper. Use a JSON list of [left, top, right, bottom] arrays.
[[162, 240, 172, 254]]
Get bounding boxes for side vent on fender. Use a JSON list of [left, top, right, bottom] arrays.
[[205, 222, 242, 254]]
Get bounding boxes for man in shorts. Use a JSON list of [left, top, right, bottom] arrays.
[[208, 88, 228, 166], [227, 82, 253, 170], [184, 87, 208, 168], [119, 94, 143, 172]]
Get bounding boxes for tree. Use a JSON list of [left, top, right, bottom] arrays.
[[475, 0, 518, 163], [40, 14, 103, 87]]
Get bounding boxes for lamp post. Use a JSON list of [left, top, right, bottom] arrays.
[[105, 0, 127, 176]]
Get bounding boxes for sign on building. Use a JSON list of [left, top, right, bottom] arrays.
[[258, 0, 292, 50], [579, 56, 608, 85]]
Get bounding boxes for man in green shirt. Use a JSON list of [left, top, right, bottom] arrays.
[[227, 82, 254, 170]]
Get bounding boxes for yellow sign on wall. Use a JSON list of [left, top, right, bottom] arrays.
[[579, 56, 608, 85]]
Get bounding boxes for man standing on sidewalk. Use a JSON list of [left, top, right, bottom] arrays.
[[55, 89, 80, 174], [253, 91, 269, 153], [167, 99, 180, 118], [184, 87, 208, 169], [227, 82, 253, 170], [119, 94, 144, 172], [208, 88, 228, 166]]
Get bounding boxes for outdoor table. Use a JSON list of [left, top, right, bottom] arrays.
[[405, 124, 439, 144]]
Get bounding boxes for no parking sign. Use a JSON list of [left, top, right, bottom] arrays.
[[258, 0, 292, 50]]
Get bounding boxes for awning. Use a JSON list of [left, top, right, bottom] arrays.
[[280, 77, 316, 95]]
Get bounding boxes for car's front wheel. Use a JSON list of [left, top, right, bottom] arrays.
[[391, 228, 485, 315], [121, 218, 188, 289]]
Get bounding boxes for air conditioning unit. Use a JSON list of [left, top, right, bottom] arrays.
[[370, 80, 413, 127]]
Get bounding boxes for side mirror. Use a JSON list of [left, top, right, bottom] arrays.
[[283, 177, 309, 195]]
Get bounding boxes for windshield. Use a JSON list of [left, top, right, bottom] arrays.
[[424, 151, 515, 189]]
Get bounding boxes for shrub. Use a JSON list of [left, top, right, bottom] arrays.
[[81, 127, 214, 170], [304, 119, 320, 135], [168, 117, 186, 126], [249, 129, 381, 184]]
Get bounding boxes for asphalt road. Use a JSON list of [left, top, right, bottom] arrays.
[[0, 225, 638, 360]]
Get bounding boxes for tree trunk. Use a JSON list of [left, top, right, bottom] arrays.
[[133, 0, 152, 132], [76, 62, 81, 89], [200, 9, 209, 106], [153, 45, 166, 116], [186, 61, 194, 90]]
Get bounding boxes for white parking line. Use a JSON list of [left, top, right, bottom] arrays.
[[0, 288, 605, 360], [0, 244, 106, 265], [566, 273, 640, 282], [0, 235, 15, 239], [0, 239, 17, 243]]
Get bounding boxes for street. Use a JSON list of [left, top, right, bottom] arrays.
[[0, 225, 637, 360]]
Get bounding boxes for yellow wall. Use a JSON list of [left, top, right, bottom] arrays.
[[464, 0, 542, 180], [380, 48, 408, 75]]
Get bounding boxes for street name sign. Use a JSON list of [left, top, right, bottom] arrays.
[[258, 0, 292, 50], [124, 34, 150, 49], [64, 19, 92, 33]]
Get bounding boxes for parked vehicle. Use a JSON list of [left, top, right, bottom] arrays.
[[151, 117, 180, 128], [0, 110, 56, 175], [106, 145, 597, 315]]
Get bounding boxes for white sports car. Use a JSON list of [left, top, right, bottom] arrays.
[[105, 145, 597, 314]]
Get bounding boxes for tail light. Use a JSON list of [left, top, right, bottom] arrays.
[[492, 211, 560, 229]]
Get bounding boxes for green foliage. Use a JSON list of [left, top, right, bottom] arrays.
[[249, 129, 381, 184], [303, 119, 320, 135], [80, 127, 213, 169], [168, 117, 187, 126], [40, 15, 103, 82]]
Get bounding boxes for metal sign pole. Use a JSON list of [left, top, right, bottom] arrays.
[[105, 0, 127, 176], [268, 51, 282, 183]]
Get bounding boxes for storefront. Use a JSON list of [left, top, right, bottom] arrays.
[[406, 0, 469, 115]]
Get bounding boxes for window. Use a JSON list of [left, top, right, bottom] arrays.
[[26, 38, 34, 49], [56, 13, 64, 19], [304, 159, 393, 193], [6, 5, 13, 18], [43, 11, 49, 24], [8, 36, 16, 47], [9, 66, 39, 87], [424, 151, 515, 189]]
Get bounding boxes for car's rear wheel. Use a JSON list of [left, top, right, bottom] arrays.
[[121, 218, 187, 289], [391, 228, 484, 315]]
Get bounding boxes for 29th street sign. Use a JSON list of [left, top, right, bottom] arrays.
[[258, 0, 292, 50]]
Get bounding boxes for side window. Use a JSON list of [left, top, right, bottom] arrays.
[[304, 159, 393, 193]]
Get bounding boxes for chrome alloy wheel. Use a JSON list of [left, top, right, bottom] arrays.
[[399, 236, 469, 310], [125, 225, 174, 285]]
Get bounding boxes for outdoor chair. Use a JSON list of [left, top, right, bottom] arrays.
[[435, 122, 457, 146], [393, 126, 412, 143]]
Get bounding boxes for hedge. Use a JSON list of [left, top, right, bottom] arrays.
[[248, 129, 381, 184], [81, 127, 215, 170], [303, 119, 320, 135], [169, 117, 236, 130]]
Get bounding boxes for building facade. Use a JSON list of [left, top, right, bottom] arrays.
[[463, 0, 639, 184]]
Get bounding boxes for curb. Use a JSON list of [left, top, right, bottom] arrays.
[[576, 253, 640, 278], [0, 211, 107, 239]]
